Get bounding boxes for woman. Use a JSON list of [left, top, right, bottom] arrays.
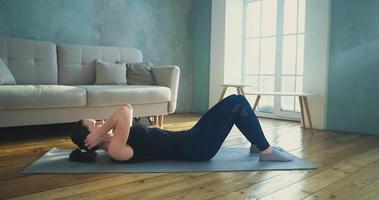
[[69, 95, 293, 163]]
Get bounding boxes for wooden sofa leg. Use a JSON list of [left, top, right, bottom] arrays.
[[153, 116, 158, 125], [158, 115, 164, 127]]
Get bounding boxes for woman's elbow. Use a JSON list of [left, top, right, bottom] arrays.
[[109, 153, 131, 162], [121, 104, 133, 112], [108, 144, 133, 161], [117, 106, 133, 117]]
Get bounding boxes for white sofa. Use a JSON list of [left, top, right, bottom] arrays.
[[0, 37, 180, 127]]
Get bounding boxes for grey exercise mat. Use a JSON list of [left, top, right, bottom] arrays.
[[23, 147, 316, 173]]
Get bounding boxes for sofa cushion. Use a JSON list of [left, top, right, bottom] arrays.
[[95, 60, 127, 85], [0, 37, 58, 84], [58, 44, 142, 85], [126, 62, 156, 85], [0, 85, 86, 109], [77, 85, 170, 107]]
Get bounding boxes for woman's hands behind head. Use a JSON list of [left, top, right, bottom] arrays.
[[96, 120, 106, 126], [85, 130, 103, 150], [82, 119, 109, 150]]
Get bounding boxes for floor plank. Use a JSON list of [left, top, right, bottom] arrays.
[[349, 178, 379, 200], [164, 135, 379, 200], [303, 160, 379, 200], [258, 146, 379, 200], [1, 114, 378, 200]]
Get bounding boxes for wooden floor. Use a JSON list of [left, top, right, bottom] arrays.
[[1, 114, 379, 200]]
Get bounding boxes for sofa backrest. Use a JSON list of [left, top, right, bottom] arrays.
[[58, 44, 142, 85], [0, 37, 58, 84]]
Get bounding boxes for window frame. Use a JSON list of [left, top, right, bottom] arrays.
[[242, 0, 305, 120]]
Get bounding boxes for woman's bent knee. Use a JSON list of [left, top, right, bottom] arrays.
[[234, 95, 249, 105], [224, 94, 238, 101]]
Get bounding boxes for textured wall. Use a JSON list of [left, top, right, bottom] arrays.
[[0, 0, 193, 112], [327, 0, 379, 135], [191, 0, 211, 113]]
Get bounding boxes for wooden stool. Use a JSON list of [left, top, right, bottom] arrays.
[[246, 92, 316, 129], [219, 84, 250, 101]]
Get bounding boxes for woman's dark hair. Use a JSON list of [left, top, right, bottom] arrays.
[[69, 120, 98, 162]]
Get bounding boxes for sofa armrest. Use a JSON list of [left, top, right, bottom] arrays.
[[152, 65, 180, 114]]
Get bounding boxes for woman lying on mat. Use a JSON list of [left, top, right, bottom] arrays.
[[69, 94, 293, 163]]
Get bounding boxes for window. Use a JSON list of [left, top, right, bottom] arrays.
[[243, 0, 306, 119]]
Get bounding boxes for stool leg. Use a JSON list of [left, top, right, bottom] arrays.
[[240, 87, 246, 96], [253, 95, 261, 111], [219, 87, 228, 101], [299, 96, 305, 128], [303, 97, 313, 129], [236, 87, 241, 95]]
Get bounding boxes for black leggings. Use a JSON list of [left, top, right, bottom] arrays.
[[181, 94, 271, 161]]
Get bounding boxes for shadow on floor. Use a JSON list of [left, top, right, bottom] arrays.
[[0, 122, 74, 143], [0, 117, 154, 143]]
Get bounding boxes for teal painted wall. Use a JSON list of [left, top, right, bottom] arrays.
[[327, 0, 379, 135], [0, 0, 194, 112], [192, 0, 211, 113]]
